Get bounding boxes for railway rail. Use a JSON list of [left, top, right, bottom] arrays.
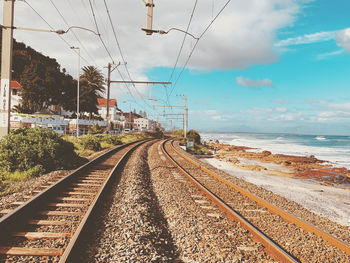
[[161, 139, 350, 262], [0, 139, 146, 263]]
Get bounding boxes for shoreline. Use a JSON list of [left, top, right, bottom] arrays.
[[205, 141, 350, 188]]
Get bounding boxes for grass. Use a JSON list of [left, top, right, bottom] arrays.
[[0, 133, 146, 197], [186, 143, 212, 155], [0, 170, 32, 196]]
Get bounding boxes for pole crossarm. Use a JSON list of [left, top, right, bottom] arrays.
[[110, 80, 171, 85], [153, 105, 185, 108]]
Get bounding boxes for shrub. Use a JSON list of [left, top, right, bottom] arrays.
[[0, 127, 84, 176], [187, 129, 201, 144], [91, 134, 122, 146], [172, 129, 184, 137], [80, 135, 102, 151]]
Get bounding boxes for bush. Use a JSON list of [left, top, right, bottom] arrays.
[[90, 134, 122, 146], [187, 129, 201, 144], [80, 136, 102, 151], [172, 129, 184, 137], [0, 127, 84, 176]]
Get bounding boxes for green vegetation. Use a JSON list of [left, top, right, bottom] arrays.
[[186, 129, 201, 144], [0, 128, 86, 194], [0, 34, 105, 116], [172, 129, 211, 155], [0, 128, 163, 195], [186, 143, 212, 155]]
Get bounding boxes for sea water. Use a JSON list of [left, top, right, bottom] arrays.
[[201, 132, 350, 169]]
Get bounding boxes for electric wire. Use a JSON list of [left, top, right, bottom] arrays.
[[168, 0, 232, 98], [49, 0, 98, 67], [166, 0, 198, 104], [168, 0, 198, 82], [88, 0, 115, 64], [22, 0, 91, 65], [103, 0, 162, 117]]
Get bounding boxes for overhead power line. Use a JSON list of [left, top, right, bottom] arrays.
[[88, 0, 115, 63], [168, 0, 232, 98], [22, 0, 91, 65], [49, 0, 98, 66], [103, 0, 162, 116]]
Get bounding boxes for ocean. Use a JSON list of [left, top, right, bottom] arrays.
[[201, 132, 350, 169]]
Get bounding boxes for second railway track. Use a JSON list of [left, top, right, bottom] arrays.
[[162, 139, 350, 262], [0, 139, 146, 263]]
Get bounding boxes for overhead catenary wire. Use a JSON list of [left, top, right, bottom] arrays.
[[168, 0, 232, 98], [22, 0, 91, 65], [88, 0, 115, 64], [103, 0, 162, 116], [49, 0, 98, 67]]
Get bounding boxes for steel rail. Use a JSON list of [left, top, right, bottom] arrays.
[[0, 139, 148, 262], [161, 140, 298, 263], [169, 140, 350, 256], [60, 139, 146, 262]]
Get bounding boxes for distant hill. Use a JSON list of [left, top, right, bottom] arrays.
[[0, 34, 77, 113]]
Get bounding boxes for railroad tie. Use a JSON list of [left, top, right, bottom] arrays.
[[37, 211, 84, 216], [12, 232, 70, 240], [0, 247, 63, 256], [47, 203, 85, 208], [28, 220, 69, 226]]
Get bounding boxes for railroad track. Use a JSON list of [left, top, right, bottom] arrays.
[[161, 139, 350, 262], [0, 140, 146, 263]]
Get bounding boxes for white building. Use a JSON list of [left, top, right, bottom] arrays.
[[0, 80, 22, 109], [10, 113, 69, 134], [97, 98, 122, 121], [134, 118, 156, 131]]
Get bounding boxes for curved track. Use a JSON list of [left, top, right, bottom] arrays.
[[0, 140, 146, 263], [162, 139, 350, 262]]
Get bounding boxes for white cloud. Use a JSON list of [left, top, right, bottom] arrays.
[[236, 77, 273, 89], [276, 107, 287, 113], [336, 28, 350, 53], [5, 0, 305, 85], [275, 31, 337, 47], [329, 103, 350, 111], [274, 98, 290, 104], [316, 49, 344, 60]]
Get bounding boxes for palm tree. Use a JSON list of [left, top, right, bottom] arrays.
[[79, 66, 106, 119]]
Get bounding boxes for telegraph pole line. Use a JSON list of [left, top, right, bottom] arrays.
[[0, 0, 14, 137], [153, 94, 188, 138]]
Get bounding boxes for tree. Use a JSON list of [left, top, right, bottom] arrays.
[[187, 130, 201, 144], [79, 66, 105, 119]]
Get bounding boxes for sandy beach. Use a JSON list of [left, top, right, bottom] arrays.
[[202, 143, 350, 227]]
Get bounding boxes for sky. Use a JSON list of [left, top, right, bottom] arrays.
[[1, 0, 350, 135]]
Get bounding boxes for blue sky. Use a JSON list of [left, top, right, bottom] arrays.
[[2, 0, 350, 135], [147, 0, 350, 135]]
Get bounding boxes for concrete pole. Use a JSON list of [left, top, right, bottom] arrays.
[[106, 63, 111, 131], [146, 0, 154, 35], [0, 0, 15, 137], [184, 94, 188, 139], [76, 48, 80, 137]]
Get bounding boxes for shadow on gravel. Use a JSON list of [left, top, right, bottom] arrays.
[[72, 142, 182, 262], [137, 143, 183, 262]]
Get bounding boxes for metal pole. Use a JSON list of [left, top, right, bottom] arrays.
[[106, 63, 111, 131], [0, 0, 14, 137], [129, 103, 131, 129], [184, 95, 188, 139], [76, 48, 80, 137]]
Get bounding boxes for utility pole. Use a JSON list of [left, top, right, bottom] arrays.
[[153, 94, 188, 139], [184, 94, 188, 139], [145, 0, 154, 35], [106, 63, 111, 131], [0, 0, 15, 137]]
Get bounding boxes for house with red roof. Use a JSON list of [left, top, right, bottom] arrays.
[[97, 98, 122, 122], [0, 80, 22, 109]]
